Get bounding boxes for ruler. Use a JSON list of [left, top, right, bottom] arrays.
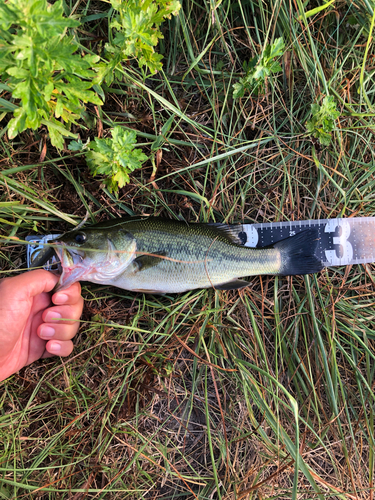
[[233, 217, 375, 267], [26, 217, 375, 271]]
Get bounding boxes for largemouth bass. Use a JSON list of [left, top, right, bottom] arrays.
[[52, 217, 323, 293]]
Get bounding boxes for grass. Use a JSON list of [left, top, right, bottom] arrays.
[[1, 0, 375, 498]]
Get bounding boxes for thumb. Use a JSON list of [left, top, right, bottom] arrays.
[[2, 270, 59, 300]]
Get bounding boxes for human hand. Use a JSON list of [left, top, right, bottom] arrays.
[[0, 270, 84, 382]]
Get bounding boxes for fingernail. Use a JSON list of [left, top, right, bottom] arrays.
[[45, 311, 62, 322], [40, 326, 55, 339], [49, 342, 61, 354], [54, 293, 68, 305]]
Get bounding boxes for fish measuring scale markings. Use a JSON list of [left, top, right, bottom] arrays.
[[237, 217, 375, 267], [50, 217, 324, 294]]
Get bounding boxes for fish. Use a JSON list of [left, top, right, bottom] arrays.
[[51, 216, 324, 294]]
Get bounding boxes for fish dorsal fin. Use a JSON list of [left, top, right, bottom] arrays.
[[206, 223, 247, 245], [133, 251, 167, 272], [215, 279, 250, 290]]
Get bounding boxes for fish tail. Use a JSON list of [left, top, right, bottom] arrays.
[[275, 229, 324, 276]]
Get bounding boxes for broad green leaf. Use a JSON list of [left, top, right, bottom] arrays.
[[48, 125, 64, 149], [43, 80, 54, 101], [264, 37, 285, 61], [7, 108, 26, 138], [68, 139, 88, 151], [232, 81, 245, 99], [55, 98, 64, 118], [6, 67, 29, 79]]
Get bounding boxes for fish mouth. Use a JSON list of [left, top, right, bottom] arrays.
[[53, 243, 88, 292], [52, 236, 137, 292]]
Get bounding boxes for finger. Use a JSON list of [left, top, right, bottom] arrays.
[[38, 320, 81, 342], [42, 340, 74, 358], [42, 302, 83, 326], [0, 270, 59, 299], [52, 282, 82, 306]]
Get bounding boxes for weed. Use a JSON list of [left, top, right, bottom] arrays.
[[103, 0, 181, 81], [0, 0, 102, 149], [306, 95, 340, 146], [69, 126, 148, 193], [233, 37, 285, 98], [0, 0, 181, 149]]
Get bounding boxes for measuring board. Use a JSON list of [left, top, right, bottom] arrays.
[[232, 217, 375, 268], [26, 217, 375, 271]]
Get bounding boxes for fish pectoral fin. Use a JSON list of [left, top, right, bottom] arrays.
[[215, 279, 250, 290], [133, 251, 167, 272]]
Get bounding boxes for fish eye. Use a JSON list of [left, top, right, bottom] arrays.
[[74, 232, 87, 244]]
